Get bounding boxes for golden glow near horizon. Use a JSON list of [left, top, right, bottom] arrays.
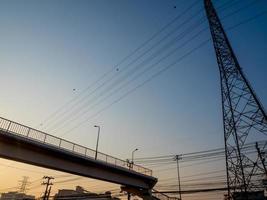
[[0, 158, 121, 198], [0, 154, 227, 200]]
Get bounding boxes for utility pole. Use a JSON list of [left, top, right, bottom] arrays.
[[127, 192, 131, 200], [174, 155, 182, 200], [47, 185, 52, 200], [204, 0, 267, 199], [42, 176, 54, 200]]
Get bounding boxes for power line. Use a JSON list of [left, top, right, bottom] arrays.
[[58, 3, 265, 136], [37, 0, 202, 130], [45, 8, 206, 133], [135, 141, 264, 163], [0, 162, 75, 178], [39, 0, 243, 132], [42, 0, 241, 133], [153, 187, 230, 194], [61, 39, 210, 136], [52, 18, 208, 134]]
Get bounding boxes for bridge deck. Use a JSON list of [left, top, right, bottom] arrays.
[[0, 117, 157, 189]]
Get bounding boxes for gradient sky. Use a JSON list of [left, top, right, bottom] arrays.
[[0, 0, 266, 199]]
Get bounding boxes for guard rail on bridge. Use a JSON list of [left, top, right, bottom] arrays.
[[0, 117, 152, 176]]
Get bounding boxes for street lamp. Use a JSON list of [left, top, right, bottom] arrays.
[[94, 125, 100, 160], [131, 148, 139, 167], [174, 155, 182, 200]]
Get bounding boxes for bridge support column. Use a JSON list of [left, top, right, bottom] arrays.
[[121, 186, 158, 200]]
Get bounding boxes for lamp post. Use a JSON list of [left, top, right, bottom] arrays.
[[94, 125, 100, 160], [126, 148, 138, 200], [131, 148, 138, 169], [174, 155, 182, 200]]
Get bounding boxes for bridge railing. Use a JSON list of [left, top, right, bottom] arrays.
[[0, 117, 152, 176]]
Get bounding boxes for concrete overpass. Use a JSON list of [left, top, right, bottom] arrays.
[[0, 117, 157, 191]]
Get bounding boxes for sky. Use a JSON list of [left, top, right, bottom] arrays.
[[0, 0, 266, 199]]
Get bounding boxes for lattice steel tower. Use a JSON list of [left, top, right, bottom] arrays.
[[204, 0, 267, 199]]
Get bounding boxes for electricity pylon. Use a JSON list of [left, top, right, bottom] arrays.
[[204, 0, 267, 199], [18, 176, 29, 193]]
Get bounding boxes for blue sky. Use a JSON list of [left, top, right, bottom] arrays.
[[0, 0, 266, 180]]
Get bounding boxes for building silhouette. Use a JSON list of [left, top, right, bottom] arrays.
[[54, 186, 120, 200], [0, 191, 35, 200]]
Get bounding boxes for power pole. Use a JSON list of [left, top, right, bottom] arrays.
[[127, 192, 131, 200], [42, 176, 54, 200], [204, 0, 267, 199], [174, 155, 182, 200], [47, 185, 52, 200]]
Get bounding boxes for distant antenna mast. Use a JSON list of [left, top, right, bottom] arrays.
[[18, 176, 29, 193], [204, 0, 267, 199]]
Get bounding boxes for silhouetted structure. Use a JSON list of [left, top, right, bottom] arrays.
[[0, 116, 155, 192], [232, 191, 265, 200], [54, 186, 120, 200], [18, 177, 29, 194], [204, 0, 267, 199], [42, 176, 54, 200], [0, 191, 35, 200]]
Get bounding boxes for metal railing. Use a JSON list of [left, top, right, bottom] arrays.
[[0, 117, 152, 176]]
